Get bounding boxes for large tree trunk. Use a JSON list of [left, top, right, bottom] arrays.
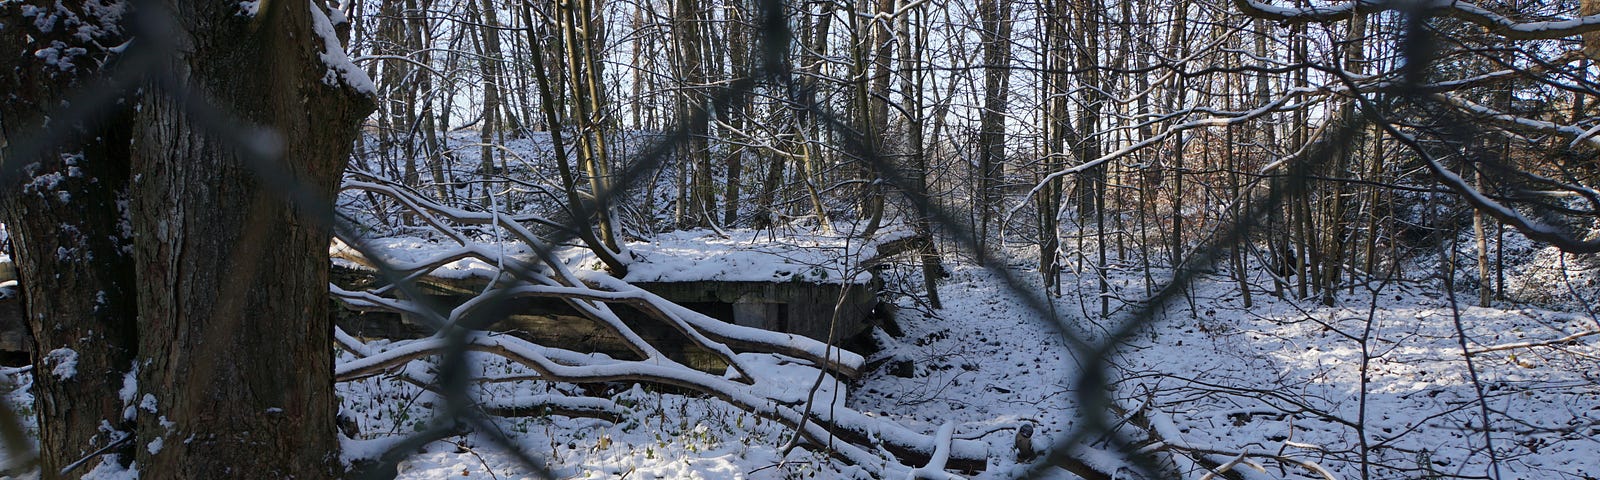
[[0, 3, 139, 476], [127, 0, 373, 476]]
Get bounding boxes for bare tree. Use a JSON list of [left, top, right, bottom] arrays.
[[976, 0, 1013, 251]]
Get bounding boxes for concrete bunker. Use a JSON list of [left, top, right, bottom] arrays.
[[331, 267, 880, 374]]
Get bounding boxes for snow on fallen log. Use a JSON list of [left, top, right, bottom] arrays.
[[903, 422, 963, 480], [475, 393, 623, 420]]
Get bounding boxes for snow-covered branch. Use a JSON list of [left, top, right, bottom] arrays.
[[1386, 127, 1600, 253], [1234, 0, 1600, 40]]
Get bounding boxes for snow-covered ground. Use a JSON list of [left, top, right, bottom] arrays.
[[339, 226, 915, 285], [4, 230, 1599, 479], [326, 232, 1600, 479]]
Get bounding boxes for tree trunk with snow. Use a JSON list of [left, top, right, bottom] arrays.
[[127, 0, 373, 475], [0, 2, 139, 475]]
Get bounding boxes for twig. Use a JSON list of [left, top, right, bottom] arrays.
[[1468, 329, 1600, 356]]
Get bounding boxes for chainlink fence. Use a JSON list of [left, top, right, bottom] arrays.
[[2, 0, 1593, 478]]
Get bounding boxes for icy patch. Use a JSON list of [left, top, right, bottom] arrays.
[[139, 393, 157, 413], [145, 436, 162, 454], [45, 347, 78, 380]]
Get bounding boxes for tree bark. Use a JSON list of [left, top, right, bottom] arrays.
[[1069, 0, 1107, 315], [127, 0, 373, 476], [1585, 0, 1600, 61], [0, 2, 139, 476], [560, 0, 626, 254], [519, 0, 631, 275]]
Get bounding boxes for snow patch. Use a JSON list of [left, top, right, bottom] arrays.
[[45, 347, 78, 379], [25, 171, 65, 194], [33, 40, 87, 72], [353, 227, 906, 285], [19, 4, 59, 33], [308, 0, 376, 95], [81, 0, 128, 40], [118, 363, 138, 403], [80, 455, 138, 480]]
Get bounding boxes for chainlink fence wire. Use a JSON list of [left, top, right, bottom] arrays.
[[0, 0, 1585, 478]]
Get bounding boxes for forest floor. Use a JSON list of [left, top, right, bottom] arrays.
[[329, 229, 1600, 479], [5, 228, 1600, 479]]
